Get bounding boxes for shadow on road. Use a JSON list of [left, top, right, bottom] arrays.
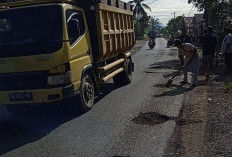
[[153, 85, 194, 97], [0, 82, 117, 156]]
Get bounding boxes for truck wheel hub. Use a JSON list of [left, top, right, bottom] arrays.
[[84, 83, 93, 100]]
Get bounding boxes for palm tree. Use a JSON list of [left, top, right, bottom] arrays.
[[128, 0, 156, 18], [150, 17, 161, 30]]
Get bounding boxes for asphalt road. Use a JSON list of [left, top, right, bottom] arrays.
[[0, 38, 187, 157]]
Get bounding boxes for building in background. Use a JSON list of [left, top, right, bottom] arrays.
[[184, 17, 194, 34], [192, 13, 205, 43]]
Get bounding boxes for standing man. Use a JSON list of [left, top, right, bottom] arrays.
[[221, 27, 232, 75], [177, 28, 192, 66], [201, 26, 218, 77], [175, 39, 200, 87]]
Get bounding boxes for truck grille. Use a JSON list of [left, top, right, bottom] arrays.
[[0, 71, 48, 91]]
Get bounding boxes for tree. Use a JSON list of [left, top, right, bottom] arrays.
[[150, 17, 161, 30], [128, 0, 156, 39], [134, 12, 150, 39], [188, 0, 232, 30], [128, 0, 156, 18], [144, 17, 161, 37], [163, 16, 185, 38]]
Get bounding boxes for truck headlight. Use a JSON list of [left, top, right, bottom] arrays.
[[48, 71, 72, 86]]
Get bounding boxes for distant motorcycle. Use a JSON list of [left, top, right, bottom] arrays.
[[148, 38, 156, 49]]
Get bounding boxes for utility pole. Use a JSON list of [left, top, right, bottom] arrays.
[[171, 12, 176, 19]]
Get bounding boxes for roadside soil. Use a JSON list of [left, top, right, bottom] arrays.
[[165, 55, 232, 156]]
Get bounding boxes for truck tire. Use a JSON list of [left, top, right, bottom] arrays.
[[79, 72, 95, 112], [113, 59, 132, 86]]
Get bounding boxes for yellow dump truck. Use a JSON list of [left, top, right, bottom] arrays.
[[0, 0, 135, 113]]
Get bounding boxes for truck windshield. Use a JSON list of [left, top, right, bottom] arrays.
[[0, 5, 63, 57]]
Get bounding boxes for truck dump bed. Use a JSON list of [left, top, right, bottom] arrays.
[[96, 0, 135, 62]]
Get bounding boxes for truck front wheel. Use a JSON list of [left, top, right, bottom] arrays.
[[113, 59, 132, 86], [79, 73, 95, 112]]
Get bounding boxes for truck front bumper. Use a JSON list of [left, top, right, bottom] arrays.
[[0, 84, 76, 105]]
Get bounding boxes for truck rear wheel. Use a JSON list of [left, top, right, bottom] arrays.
[[113, 59, 132, 86], [79, 73, 95, 112]]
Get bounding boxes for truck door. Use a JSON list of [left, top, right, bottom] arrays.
[[66, 9, 92, 90]]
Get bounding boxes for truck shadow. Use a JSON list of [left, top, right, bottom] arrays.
[[95, 82, 118, 103], [0, 100, 82, 155], [0, 82, 117, 156]]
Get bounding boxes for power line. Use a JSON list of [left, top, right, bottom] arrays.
[[189, 7, 196, 16], [187, 5, 194, 17], [144, 0, 157, 5]]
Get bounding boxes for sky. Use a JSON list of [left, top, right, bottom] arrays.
[[121, 0, 202, 26]]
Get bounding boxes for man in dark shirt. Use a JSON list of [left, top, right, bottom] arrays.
[[178, 28, 192, 43], [201, 26, 218, 77], [177, 28, 192, 66]]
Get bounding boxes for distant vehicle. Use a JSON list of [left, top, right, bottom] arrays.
[[148, 30, 156, 38], [148, 36, 156, 49], [156, 34, 162, 38]]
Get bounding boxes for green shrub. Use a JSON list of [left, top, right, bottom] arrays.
[[226, 81, 232, 91]]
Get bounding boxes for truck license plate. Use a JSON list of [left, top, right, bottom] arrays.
[[9, 92, 33, 101]]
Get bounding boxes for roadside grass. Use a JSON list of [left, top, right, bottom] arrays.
[[226, 80, 232, 91]]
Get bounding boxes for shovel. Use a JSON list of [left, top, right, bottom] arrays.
[[166, 60, 192, 87]]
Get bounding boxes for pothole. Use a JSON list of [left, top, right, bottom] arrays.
[[131, 112, 173, 126], [166, 53, 176, 56], [131, 112, 203, 126], [148, 65, 163, 69]]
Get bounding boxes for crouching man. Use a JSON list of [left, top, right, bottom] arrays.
[[175, 39, 200, 87]]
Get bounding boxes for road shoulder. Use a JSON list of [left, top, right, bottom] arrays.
[[165, 74, 232, 156]]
